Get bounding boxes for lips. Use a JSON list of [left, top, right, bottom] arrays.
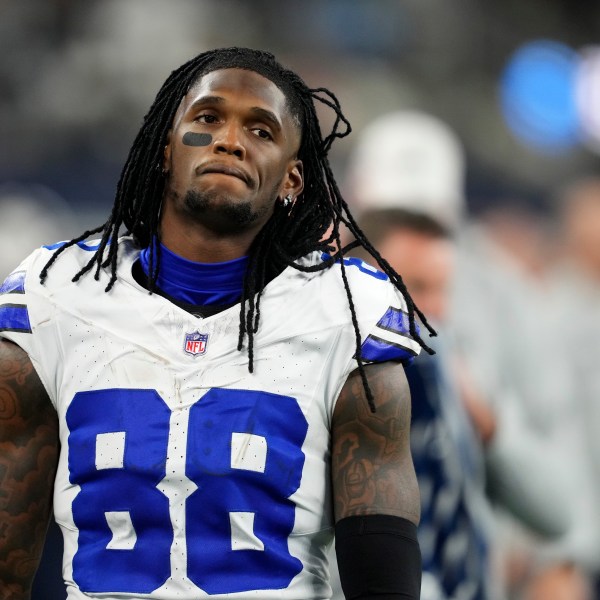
[[197, 163, 252, 186]]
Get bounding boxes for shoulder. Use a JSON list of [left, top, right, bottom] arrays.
[[313, 253, 421, 364], [0, 246, 48, 338], [297, 252, 408, 314], [3, 236, 139, 293], [0, 235, 139, 340], [290, 253, 422, 364], [40, 236, 139, 283]]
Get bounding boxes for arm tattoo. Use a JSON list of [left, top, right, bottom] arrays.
[[0, 340, 59, 598], [332, 362, 420, 523]]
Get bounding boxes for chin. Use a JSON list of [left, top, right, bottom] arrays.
[[183, 189, 265, 233]]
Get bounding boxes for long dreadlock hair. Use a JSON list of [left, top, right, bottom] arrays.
[[40, 47, 436, 411]]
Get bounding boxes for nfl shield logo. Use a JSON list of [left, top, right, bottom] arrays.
[[184, 331, 209, 357]]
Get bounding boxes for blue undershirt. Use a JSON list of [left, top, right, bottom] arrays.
[[139, 241, 248, 306]]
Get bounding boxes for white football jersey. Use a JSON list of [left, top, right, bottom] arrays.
[[0, 237, 420, 600]]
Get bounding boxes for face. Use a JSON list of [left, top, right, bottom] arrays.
[[162, 68, 304, 236], [377, 228, 455, 325]]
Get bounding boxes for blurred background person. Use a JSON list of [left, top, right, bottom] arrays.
[[535, 175, 600, 600], [341, 109, 585, 599], [353, 207, 498, 600], [451, 189, 597, 600]]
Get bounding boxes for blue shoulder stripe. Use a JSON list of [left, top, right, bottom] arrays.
[[320, 253, 388, 281], [0, 271, 26, 295], [376, 306, 412, 336], [43, 240, 101, 251], [0, 304, 32, 333], [358, 334, 417, 364]]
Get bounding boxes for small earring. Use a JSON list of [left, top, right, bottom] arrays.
[[282, 194, 293, 207]]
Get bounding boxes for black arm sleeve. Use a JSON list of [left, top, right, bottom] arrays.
[[335, 514, 421, 600]]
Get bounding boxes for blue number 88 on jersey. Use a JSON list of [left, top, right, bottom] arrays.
[[66, 387, 309, 595]]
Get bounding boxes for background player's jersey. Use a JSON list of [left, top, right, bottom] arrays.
[[0, 237, 420, 600]]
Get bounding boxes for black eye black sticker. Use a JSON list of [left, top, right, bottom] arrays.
[[182, 132, 212, 146]]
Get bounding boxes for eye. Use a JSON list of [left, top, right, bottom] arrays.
[[251, 127, 273, 140], [195, 113, 219, 124]]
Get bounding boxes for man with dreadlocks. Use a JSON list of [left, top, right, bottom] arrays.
[[0, 48, 432, 599]]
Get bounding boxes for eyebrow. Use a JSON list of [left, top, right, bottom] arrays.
[[189, 96, 282, 132]]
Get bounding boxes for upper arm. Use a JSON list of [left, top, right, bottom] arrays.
[[0, 339, 59, 597], [331, 361, 420, 525]]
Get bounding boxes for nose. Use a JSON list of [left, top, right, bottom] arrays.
[[213, 123, 245, 159]]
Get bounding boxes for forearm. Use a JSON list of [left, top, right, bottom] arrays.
[[335, 514, 421, 599]]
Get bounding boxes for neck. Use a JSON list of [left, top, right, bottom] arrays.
[[139, 239, 248, 306]]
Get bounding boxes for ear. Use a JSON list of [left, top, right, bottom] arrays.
[[163, 131, 172, 173], [280, 159, 304, 200]]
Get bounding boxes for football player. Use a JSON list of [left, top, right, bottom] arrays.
[[0, 47, 433, 599]]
